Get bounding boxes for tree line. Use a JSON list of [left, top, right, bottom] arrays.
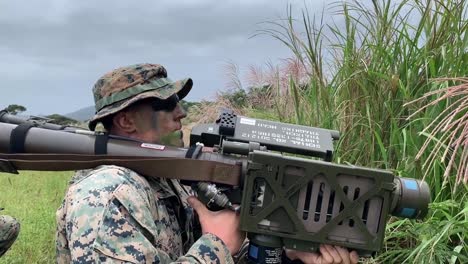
[[2, 104, 79, 126]]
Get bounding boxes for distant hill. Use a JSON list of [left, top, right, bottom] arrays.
[[65, 106, 94, 122]]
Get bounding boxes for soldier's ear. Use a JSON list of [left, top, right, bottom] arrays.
[[112, 111, 137, 133]]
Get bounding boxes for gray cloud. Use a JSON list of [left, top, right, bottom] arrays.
[[0, 0, 325, 115]]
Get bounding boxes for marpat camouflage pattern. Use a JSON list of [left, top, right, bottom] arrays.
[[0, 214, 20, 257], [56, 165, 234, 263], [88, 63, 192, 131]]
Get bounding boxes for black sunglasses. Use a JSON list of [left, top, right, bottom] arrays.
[[151, 94, 180, 112]]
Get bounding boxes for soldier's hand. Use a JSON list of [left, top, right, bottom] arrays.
[[188, 196, 245, 255], [285, 245, 359, 264]]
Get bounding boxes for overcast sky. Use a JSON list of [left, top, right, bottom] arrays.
[[0, 0, 327, 115]]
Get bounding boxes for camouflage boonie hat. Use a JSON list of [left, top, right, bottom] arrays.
[[88, 63, 192, 130]]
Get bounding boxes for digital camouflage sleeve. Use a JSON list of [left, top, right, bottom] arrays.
[[0, 214, 20, 257], [56, 165, 234, 263]]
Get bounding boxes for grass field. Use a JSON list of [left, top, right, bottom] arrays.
[[0, 171, 72, 263]]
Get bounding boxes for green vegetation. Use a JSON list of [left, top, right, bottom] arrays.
[[180, 99, 201, 112], [0, 171, 72, 263], [44, 114, 79, 126], [2, 104, 26, 115]]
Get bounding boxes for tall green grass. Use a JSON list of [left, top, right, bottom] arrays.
[[0, 171, 72, 263], [377, 195, 468, 263], [253, 1, 467, 185], [224, 0, 467, 262]]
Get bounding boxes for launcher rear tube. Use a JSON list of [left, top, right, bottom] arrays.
[[0, 122, 187, 158], [0, 122, 242, 169]]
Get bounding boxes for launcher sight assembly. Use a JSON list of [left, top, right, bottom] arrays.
[[190, 110, 339, 160], [0, 109, 430, 263]]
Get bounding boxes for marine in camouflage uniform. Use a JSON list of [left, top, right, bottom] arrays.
[[56, 64, 235, 263], [0, 214, 20, 257]]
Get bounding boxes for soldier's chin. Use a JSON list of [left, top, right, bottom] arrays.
[[159, 130, 184, 147]]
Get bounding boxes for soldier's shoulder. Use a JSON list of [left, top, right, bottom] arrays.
[[71, 165, 149, 191], [92, 165, 139, 177], [0, 215, 19, 226]]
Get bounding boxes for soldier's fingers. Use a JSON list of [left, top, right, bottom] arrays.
[[318, 245, 334, 263], [335, 246, 350, 264], [323, 245, 342, 263], [350, 251, 359, 264], [284, 249, 321, 264], [187, 196, 208, 216]]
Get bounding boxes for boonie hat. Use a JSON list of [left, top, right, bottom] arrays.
[[88, 63, 192, 130]]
